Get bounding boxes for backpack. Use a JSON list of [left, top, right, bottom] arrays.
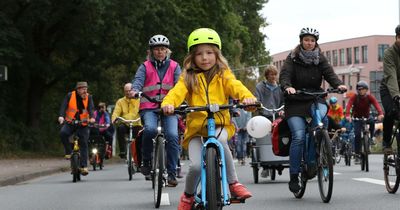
[[271, 118, 292, 156]]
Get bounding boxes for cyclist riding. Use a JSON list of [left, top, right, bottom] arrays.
[[130, 34, 182, 186], [380, 24, 400, 154], [327, 96, 344, 125], [279, 27, 347, 193], [58, 81, 95, 176], [111, 83, 142, 160], [91, 102, 114, 159], [345, 81, 384, 162]]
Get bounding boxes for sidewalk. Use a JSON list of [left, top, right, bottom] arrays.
[[0, 157, 123, 187]]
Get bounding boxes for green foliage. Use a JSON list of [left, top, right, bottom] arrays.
[[0, 0, 271, 154]]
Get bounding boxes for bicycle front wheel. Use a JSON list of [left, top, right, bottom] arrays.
[[153, 137, 164, 208], [127, 142, 134, 180], [206, 147, 222, 210], [71, 153, 80, 183], [317, 130, 333, 203], [361, 135, 369, 172], [383, 152, 400, 193]]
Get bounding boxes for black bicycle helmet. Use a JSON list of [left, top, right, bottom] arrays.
[[356, 81, 369, 90], [396, 25, 400, 36], [299, 27, 319, 41], [148, 34, 170, 48]]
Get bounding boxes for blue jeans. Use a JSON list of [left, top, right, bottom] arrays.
[[140, 110, 179, 176], [235, 130, 248, 159], [287, 102, 328, 175]]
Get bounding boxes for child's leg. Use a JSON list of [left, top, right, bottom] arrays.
[[184, 137, 202, 195], [216, 128, 238, 184]]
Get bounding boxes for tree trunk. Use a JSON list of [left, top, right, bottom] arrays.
[[26, 74, 46, 128]]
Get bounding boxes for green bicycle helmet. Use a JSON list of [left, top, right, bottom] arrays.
[[187, 28, 221, 52]]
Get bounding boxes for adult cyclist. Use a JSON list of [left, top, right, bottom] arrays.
[[130, 35, 182, 187]]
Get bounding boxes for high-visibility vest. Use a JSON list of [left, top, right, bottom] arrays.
[[140, 60, 177, 110], [65, 91, 89, 126]]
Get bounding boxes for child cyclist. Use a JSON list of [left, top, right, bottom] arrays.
[[161, 28, 255, 210]]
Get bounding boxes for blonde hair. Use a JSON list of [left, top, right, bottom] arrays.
[[182, 44, 230, 94]]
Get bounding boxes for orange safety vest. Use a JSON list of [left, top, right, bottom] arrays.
[[65, 91, 89, 126]]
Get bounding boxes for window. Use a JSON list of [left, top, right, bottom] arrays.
[[326, 51, 331, 64], [362, 45, 368, 63], [378, 44, 389, 62], [354, 47, 360, 64], [339, 49, 345, 66], [332, 50, 338, 66], [346, 48, 352, 64]]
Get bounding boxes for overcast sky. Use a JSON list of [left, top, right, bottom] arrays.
[[262, 0, 399, 55]]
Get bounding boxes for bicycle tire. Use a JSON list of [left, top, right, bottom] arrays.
[[71, 154, 79, 183], [383, 152, 400, 193], [344, 143, 351, 166], [270, 169, 276, 181], [317, 130, 334, 203], [251, 147, 259, 183], [206, 147, 222, 210], [364, 135, 369, 172], [127, 142, 134, 181], [334, 139, 342, 164], [92, 154, 97, 171], [153, 137, 164, 208]]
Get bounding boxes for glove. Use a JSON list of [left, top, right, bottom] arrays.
[[393, 95, 400, 107]]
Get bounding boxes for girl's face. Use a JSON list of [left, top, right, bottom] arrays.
[[194, 44, 216, 71], [266, 72, 278, 83], [301, 35, 316, 51]]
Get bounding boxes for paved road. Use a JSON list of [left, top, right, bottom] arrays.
[[0, 155, 399, 210]]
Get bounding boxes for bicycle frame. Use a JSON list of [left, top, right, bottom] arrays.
[[197, 110, 230, 207]]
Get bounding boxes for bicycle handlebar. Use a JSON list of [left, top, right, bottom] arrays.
[[259, 104, 284, 113]]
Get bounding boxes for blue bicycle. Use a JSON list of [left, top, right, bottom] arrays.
[[291, 88, 344, 203], [176, 103, 256, 210]]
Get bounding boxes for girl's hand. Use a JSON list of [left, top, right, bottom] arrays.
[[162, 105, 175, 115], [242, 98, 257, 112], [338, 85, 347, 92]]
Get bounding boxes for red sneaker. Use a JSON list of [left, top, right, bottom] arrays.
[[177, 193, 194, 210], [229, 182, 252, 199]]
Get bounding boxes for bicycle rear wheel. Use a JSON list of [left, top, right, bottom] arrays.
[[344, 143, 352, 166], [206, 147, 222, 210], [153, 137, 164, 208], [383, 152, 400, 193], [317, 130, 333, 203], [251, 146, 259, 183]]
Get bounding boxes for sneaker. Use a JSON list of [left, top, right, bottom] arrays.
[[288, 174, 301, 193], [141, 161, 151, 176], [64, 154, 71, 160], [167, 174, 178, 187], [177, 193, 194, 210], [229, 182, 252, 199], [80, 167, 89, 176]]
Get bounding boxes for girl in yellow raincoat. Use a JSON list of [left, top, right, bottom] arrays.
[[161, 28, 256, 210]]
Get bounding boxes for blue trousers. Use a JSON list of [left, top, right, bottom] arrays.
[[140, 110, 179, 176], [60, 124, 89, 167]]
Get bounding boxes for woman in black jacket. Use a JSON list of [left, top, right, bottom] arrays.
[[279, 27, 347, 193]]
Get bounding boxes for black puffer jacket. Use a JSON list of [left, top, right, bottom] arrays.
[[279, 46, 343, 118]]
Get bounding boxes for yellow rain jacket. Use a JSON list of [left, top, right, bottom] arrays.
[[161, 69, 256, 149]]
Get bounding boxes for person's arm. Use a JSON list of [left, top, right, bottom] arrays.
[[132, 64, 146, 92], [173, 64, 182, 84], [383, 48, 400, 98], [161, 75, 188, 108], [345, 96, 355, 118], [279, 55, 293, 91], [58, 93, 70, 117], [88, 95, 95, 118], [105, 112, 111, 126], [111, 99, 122, 122], [320, 54, 343, 88], [369, 95, 384, 116]]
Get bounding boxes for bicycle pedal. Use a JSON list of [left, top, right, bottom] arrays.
[[230, 197, 246, 203]]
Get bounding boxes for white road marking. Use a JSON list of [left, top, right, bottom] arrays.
[[334, 172, 341, 175], [353, 177, 394, 186], [160, 193, 170, 206]]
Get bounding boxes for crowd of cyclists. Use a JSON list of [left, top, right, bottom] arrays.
[[56, 25, 400, 209]]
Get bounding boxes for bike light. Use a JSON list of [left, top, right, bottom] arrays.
[[92, 148, 98, 154]]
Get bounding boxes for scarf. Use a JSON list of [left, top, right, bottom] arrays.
[[299, 47, 320, 65]]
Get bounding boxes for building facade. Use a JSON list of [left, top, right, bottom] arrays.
[[271, 35, 394, 110]]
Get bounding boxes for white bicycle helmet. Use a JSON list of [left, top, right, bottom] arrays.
[[148, 34, 170, 48], [299, 27, 319, 41]]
